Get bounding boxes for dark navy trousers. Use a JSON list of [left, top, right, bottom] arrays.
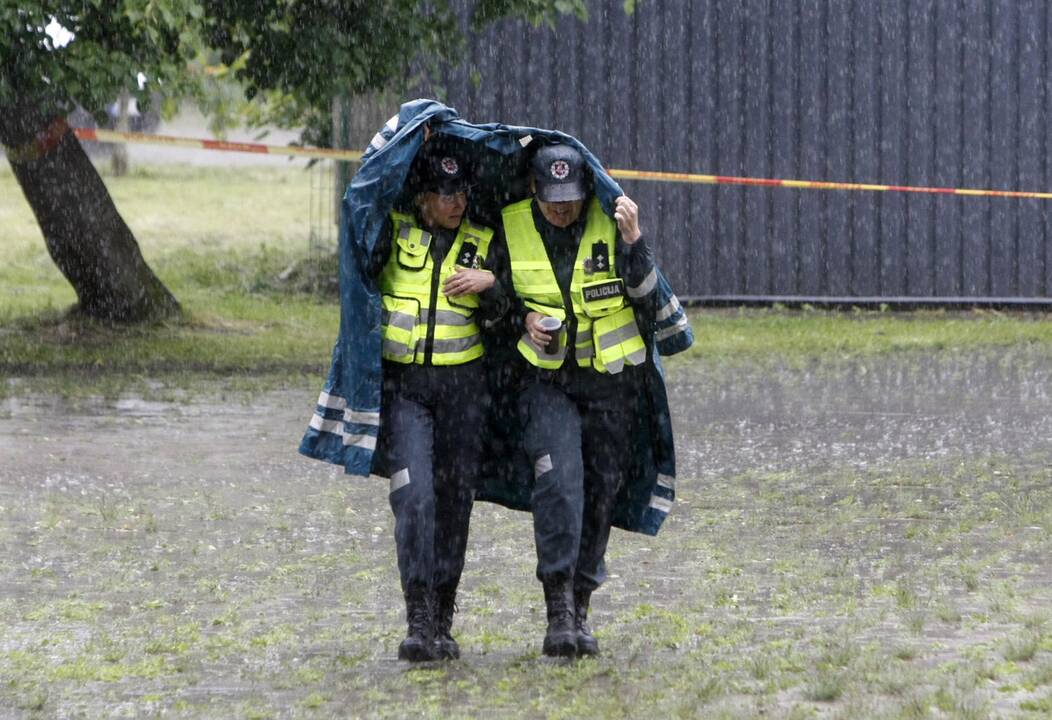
[[377, 361, 487, 597], [518, 364, 639, 593]]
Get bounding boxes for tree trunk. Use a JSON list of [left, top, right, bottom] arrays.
[[110, 91, 130, 177], [0, 100, 181, 323]]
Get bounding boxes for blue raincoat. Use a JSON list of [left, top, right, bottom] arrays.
[[299, 99, 693, 535]]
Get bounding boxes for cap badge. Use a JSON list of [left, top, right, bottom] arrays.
[[550, 160, 570, 180], [440, 157, 459, 176]]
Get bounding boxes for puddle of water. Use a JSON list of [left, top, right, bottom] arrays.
[[4, 392, 192, 421]]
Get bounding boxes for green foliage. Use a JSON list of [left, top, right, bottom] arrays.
[[2, 1, 582, 143], [199, 1, 453, 145], [474, 0, 587, 28], [0, 1, 204, 113]]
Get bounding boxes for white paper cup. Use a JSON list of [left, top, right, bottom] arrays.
[[537, 316, 562, 354]]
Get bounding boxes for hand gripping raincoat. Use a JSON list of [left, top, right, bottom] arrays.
[[298, 99, 693, 535]]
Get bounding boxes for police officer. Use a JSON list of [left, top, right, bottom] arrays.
[[495, 143, 656, 657], [369, 138, 498, 661]]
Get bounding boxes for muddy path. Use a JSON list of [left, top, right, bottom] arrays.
[[2, 349, 1051, 718]]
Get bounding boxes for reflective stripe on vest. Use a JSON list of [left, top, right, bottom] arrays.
[[501, 198, 645, 374], [594, 306, 647, 374], [377, 213, 494, 365]]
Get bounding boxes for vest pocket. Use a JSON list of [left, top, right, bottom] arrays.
[[591, 305, 646, 374], [446, 294, 479, 310], [396, 230, 430, 270], [381, 295, 420, 363], [578, 278, 627, 318]]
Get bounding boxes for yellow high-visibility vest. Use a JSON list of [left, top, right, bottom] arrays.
[[378, 212, 494, 365], [501, 198, 646, 374]]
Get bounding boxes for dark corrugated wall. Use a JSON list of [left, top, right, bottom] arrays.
[[415, 0, 1052, 303]]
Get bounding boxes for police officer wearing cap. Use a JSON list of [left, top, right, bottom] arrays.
[[368, 138, 499, 661], [493, 142, 656, 657]]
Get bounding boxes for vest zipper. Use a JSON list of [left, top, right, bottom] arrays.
[[423, 246, 443, 365], [540, 224, 585, 362]]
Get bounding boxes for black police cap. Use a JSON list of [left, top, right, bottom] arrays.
[[530, 144, 589, 202], [410, 144, 473, 195]]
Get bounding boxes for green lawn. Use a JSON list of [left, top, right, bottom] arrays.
[[676, 306, 1052, 362], [1, 163, 338, 393]]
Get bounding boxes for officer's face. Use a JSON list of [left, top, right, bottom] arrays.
[[537, 198, 584, 228], [417, 190, 467, 230]]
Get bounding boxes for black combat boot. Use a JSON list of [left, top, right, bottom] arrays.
[[398, 590, 435, 662], [542, 580, 577, 657], [574, 590, 598, 656], [433, 589, 460, 660]]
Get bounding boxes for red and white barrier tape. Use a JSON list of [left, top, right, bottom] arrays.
[[72, 127, 364, 162], [7, 124, 1052, 200], [609, 167, 1052, 200]]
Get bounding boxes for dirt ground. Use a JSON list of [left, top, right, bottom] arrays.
[[2, 349, 1052, 719]]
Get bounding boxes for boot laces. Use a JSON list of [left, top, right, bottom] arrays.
[[407, 600, 431, 635], [436, 598, 458, 638], [548, 598, 574, 624], [575, 600, 591, 633]]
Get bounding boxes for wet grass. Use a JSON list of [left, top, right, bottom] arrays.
[[3, 434, 1051, 718], [0, 162, 326, 314], [1, 163, 338, 396], [678, 305, 1052, 364]]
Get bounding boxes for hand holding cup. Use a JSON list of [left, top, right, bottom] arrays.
[[528, 314, 563, 354]]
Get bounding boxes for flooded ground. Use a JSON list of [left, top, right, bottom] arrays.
[[2, 349, 1051, 718]]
